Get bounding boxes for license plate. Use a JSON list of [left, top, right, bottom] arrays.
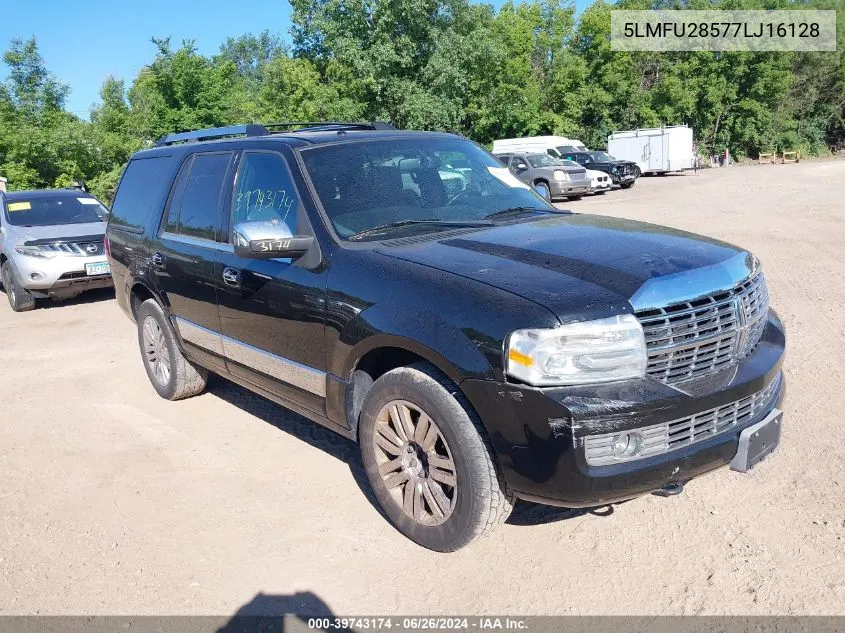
[[730, 409, 782, 473], [85, 262, 110, 276]]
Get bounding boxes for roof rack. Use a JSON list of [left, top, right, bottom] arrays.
[[263, 121, 396, 132], [154, 121, 397, 147], [155, 124, 270, 147]]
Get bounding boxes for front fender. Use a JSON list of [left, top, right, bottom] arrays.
[[331, 303, 497, 384]]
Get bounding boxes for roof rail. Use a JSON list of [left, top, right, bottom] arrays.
[[263, 121, 396, 133], [155, 124, 270, 147]]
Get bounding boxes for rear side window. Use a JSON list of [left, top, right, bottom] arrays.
[[165, 153, 231, 241], [110, 156, 174, 233]]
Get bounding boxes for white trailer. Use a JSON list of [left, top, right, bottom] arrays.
[[607, 125, 694, 174]]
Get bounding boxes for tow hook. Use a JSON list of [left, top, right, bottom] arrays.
[[653, 481, 684, 497]]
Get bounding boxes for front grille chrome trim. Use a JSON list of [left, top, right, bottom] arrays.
[[584, 372, 782, 466], [635, 271, 770, 384]]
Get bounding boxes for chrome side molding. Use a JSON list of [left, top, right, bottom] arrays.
[[173, 316, 326, 397]]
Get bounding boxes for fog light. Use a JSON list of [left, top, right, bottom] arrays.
[[29, 272, 44, 281], [611, 432, 644, 458]]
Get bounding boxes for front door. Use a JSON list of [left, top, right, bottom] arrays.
[[214, 150, 328, 415], [152, 151, 234, 373]]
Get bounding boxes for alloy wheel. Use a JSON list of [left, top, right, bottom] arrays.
[[142, 316, 172, 386], [372, 400, 457, 526]]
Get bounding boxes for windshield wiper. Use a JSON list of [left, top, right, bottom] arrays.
[[348, 219, 493, 241], [484, 206, 553, 220]]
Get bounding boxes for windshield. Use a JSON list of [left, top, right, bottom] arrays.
[[300, 137, 554, 241], [4, 193, 108, 227], [589, 152, 617, 162], [526, 154, 561, 168]]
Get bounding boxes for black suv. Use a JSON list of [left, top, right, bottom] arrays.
[[106, 122, 785, 552], [561, 150, 639, 188]]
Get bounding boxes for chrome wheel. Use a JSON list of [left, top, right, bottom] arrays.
[[373, 400, 457, 526], [142, 316, 171, 386]]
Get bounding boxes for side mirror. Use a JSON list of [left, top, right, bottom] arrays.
[[233, 221, 314, 260], [514, 162, 528, 171]]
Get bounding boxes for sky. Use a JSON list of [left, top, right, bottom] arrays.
[[2, 0, 591, 119], [2, 0, 294, 117]]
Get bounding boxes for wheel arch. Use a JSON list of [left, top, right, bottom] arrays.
[[128, 279, 168, 321], [337, 334, 491, 438]]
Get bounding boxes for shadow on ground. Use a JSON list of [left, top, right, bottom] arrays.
[[208, 375, 617, 530], [207, 376, 388, 522], [36, 287, 115, 309], [216, 591, 350, 632]]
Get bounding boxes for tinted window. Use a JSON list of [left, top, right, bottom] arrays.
[[4, 193, 108, 227], [163, 157, 193, 234], [173, 153, 231, 241], [232, 153, 299, 236], [110, 156, 174, 233], [301, 137, 551, 241]]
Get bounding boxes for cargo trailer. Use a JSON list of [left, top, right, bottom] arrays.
[[607, 125, 694, 175]]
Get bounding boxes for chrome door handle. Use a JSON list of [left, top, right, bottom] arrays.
[[222, 267, 241, 287], [151, 251, 165, 269]]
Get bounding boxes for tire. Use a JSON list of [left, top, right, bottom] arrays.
[[596, 190, 608, 195], [620, 180, 636, 189], [634, 166, 642, 177], [359, 362, 514, 551], [533, 181, 551, 201], [1, 261, 36, 312], [136, 299, 208, 400]]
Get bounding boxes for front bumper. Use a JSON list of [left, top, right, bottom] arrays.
[[611, 172, 637, 185], [550, 178, 591, 198], [9, 253, 113, 298], [461, 312, 786, 507]]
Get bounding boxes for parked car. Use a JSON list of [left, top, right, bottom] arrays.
[[608, 125, 695, 175], [493, 151, 590, 201], [107, 122, 785, 552], [561, 150, 639, 188], [492, 136, 588, 159], [584, 167, 612, 194], [0, 189, 113, 312]]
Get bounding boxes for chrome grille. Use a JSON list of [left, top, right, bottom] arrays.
[[636, 272, 769, 384], [37, 240, 104, 257], [585, 372, 782, 466]]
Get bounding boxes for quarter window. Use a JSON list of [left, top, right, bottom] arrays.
[[232, 152, 299, 236]]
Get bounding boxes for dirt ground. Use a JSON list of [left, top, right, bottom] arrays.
[[1, 159, 843, 616]]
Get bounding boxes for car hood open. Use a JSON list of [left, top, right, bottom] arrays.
[[376, 213, 755, 323]]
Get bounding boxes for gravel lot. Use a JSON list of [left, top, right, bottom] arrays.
[[1, 160, 843, 616]]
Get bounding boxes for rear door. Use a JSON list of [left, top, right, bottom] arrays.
[[152, 151, 235, 373], [213, 149, 329, 415], [648, 135, 665, 171]]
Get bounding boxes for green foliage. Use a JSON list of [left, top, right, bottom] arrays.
[[1, 0, 843, 194]]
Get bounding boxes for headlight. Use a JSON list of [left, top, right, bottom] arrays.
[[14, 245, 58, 259], [553, 170, 569, 182], [505, 315, 647, 386]]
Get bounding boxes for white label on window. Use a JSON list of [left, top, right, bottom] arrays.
[[487, 166, 530, 190], [78, 197, 100, 205]]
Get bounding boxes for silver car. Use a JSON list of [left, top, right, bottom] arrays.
[[0, 189, 113, 312], [493, 151, 592, 201]]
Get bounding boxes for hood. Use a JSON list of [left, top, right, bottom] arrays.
[[376, 214, 753, 322], [7, 222, 106, 244]]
